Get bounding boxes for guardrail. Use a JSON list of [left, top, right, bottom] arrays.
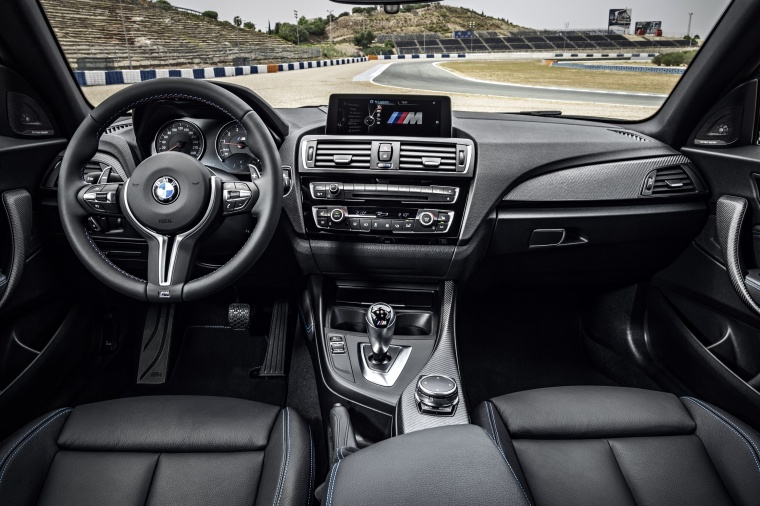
[[552, 61, 684, 74]]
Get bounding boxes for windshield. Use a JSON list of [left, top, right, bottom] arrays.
[[40, 0, 729, 121]]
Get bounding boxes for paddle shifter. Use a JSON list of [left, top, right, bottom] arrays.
[[366, 303, 396, 364]]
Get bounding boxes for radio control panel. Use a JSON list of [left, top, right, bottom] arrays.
[[312, 207, 455, 235], [309, 182, 459, 203]]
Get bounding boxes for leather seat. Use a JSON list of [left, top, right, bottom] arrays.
[[473, 386, 760, 506], [0, 396, 313, 506]]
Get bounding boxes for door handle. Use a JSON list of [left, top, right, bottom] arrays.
[[716, 195, 760, 315], [0, 189, 32, 310]]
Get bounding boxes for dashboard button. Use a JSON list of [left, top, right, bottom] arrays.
[[314, 190, 327, 199], [314, 184, 326, 191], [438, 212, 452, 224], [353, 183, 365, 191], [403, 221, 415, 231], [330, 208, 346, 223], [349, 218, 362, 230], [317, 218, 329, 228], [329, 183, 341, 195], [364, 184, 377, 192], [392, 220, 405, 232], [420, 186, 433, 194], [316, 208, 329, 217], [398, 185, 410, 192], [436, 222, 449, 232], [372, 219, 392, 231], [376, 184, 388, 192], [360, 218, 372, 231]]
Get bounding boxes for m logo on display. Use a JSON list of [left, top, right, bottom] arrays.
[[388, 112, 423, 125]]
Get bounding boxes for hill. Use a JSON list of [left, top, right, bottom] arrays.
[[276, 4, 527, 45], [40, 0, 314, 70]]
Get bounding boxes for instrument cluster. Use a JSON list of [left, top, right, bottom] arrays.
[[151, 118, 262, 175]]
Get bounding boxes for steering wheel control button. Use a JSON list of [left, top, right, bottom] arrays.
[[415, 374, 460, 416]]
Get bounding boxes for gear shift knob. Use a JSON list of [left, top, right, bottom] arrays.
[[366, 303, 396, 361]]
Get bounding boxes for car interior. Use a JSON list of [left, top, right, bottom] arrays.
[[1, 0, 760, 504]]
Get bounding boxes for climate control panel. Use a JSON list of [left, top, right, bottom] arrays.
[[312, 206, 455, 235]]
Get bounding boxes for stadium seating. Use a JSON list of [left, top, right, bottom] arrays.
[[40, 0, 313, 70]]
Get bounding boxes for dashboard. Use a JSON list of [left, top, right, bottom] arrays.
[[77, 86, 712, 286]]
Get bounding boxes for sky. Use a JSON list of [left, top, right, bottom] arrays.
[[172, 0, 730, 38]]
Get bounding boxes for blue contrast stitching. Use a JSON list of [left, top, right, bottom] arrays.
[[326, 459, 341, 506], [272, 409, 287, 505], [683, 397, 760, 474], [0, 408, 69, 470], [0, 409, 72, 486], [307, 426, 314, 506], [483, 403, 533, 506], [274, 408, 291, 506], [685, 398, 760, 458]]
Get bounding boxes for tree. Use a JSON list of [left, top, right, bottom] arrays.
[[154, 0, 172, 10], [276, 23, 299, 44], [233, 16, 242, 27], [353, 30, 376, 49], [201, 10, 218, 20], [244, 21, 255, 30]]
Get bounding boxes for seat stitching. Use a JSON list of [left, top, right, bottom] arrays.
[[272, 409, 287, 506], [0, 409, 72, 487], [326, 460, 341, 506], [274, 408, 291, 506], [487, 402, 504, 452], [685, 397, 760, 457], [0, 408, 70, 470], [307, 426, 314, 506], [478, 425, 533, 506], [683, 397, 760, 473]]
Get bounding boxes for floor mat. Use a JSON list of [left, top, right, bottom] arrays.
[[457, 290, 617, 408], [127, 325, 286, 406]]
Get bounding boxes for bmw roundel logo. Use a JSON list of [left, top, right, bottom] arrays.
[[152, 176, 180, 204]]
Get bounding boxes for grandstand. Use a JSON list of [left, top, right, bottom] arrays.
[[383, 29, 693, 55], [40, 0, 315, 70]]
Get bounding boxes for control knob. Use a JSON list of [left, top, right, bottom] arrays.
[[330, 208, 346, 223], [418, 211, 436, 227]]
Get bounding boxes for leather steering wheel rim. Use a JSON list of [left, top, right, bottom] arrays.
[[58, 78, 283, 302]]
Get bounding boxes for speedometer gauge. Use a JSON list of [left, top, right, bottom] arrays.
[[216, 122, 258, 172], [155, 120, 205, 159]]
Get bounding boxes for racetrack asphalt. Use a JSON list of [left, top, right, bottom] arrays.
[[372, 61, 667, 108]]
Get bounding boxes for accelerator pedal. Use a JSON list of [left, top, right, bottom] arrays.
[[259, 300, 289, 377], [137, 304, 175, 384], [228, 303, 251, 330]]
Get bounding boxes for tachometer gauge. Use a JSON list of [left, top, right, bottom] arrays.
[[155, 120, 205, 159], [216, 122, 258, 172]]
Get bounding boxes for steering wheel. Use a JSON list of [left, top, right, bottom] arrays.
[[58, 78, 283, 303]]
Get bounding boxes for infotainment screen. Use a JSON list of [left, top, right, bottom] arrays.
[[327, 94, 452, 138]]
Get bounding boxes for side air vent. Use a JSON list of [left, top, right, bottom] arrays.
[[398, 142, 457, 171], [609, 129, 651, 142], [641, 166, 696, 196], [313, 141, 372, 169], [105, 121, 133, 135]]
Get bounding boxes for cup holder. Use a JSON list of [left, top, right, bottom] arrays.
[[329, 307, 434, 337]]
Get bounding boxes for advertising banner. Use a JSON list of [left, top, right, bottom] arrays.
[[634, 21, 662, 35], [608, 8, 633, 34], [453, 30, 475, 39]]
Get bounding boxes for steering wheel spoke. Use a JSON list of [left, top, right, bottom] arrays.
[[78, 183, 123, 216]]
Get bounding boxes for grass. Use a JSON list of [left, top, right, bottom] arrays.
[[439, 60, 682, 95]]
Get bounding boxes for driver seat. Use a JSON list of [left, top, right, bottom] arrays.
[[0, 396, 313, 506]]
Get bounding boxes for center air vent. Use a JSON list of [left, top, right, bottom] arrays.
[[398, 142, 458, 171], [313, 141, 372, 169], [641, 166, 696, 196]]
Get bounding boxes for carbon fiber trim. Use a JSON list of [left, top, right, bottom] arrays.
[[716, 196, 760, 316], [396, 281, 469, 434], [504, 155, 696, 202]]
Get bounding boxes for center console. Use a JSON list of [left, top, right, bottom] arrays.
[[299, 94, 474, 247], [301, 94, 474, 444]]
